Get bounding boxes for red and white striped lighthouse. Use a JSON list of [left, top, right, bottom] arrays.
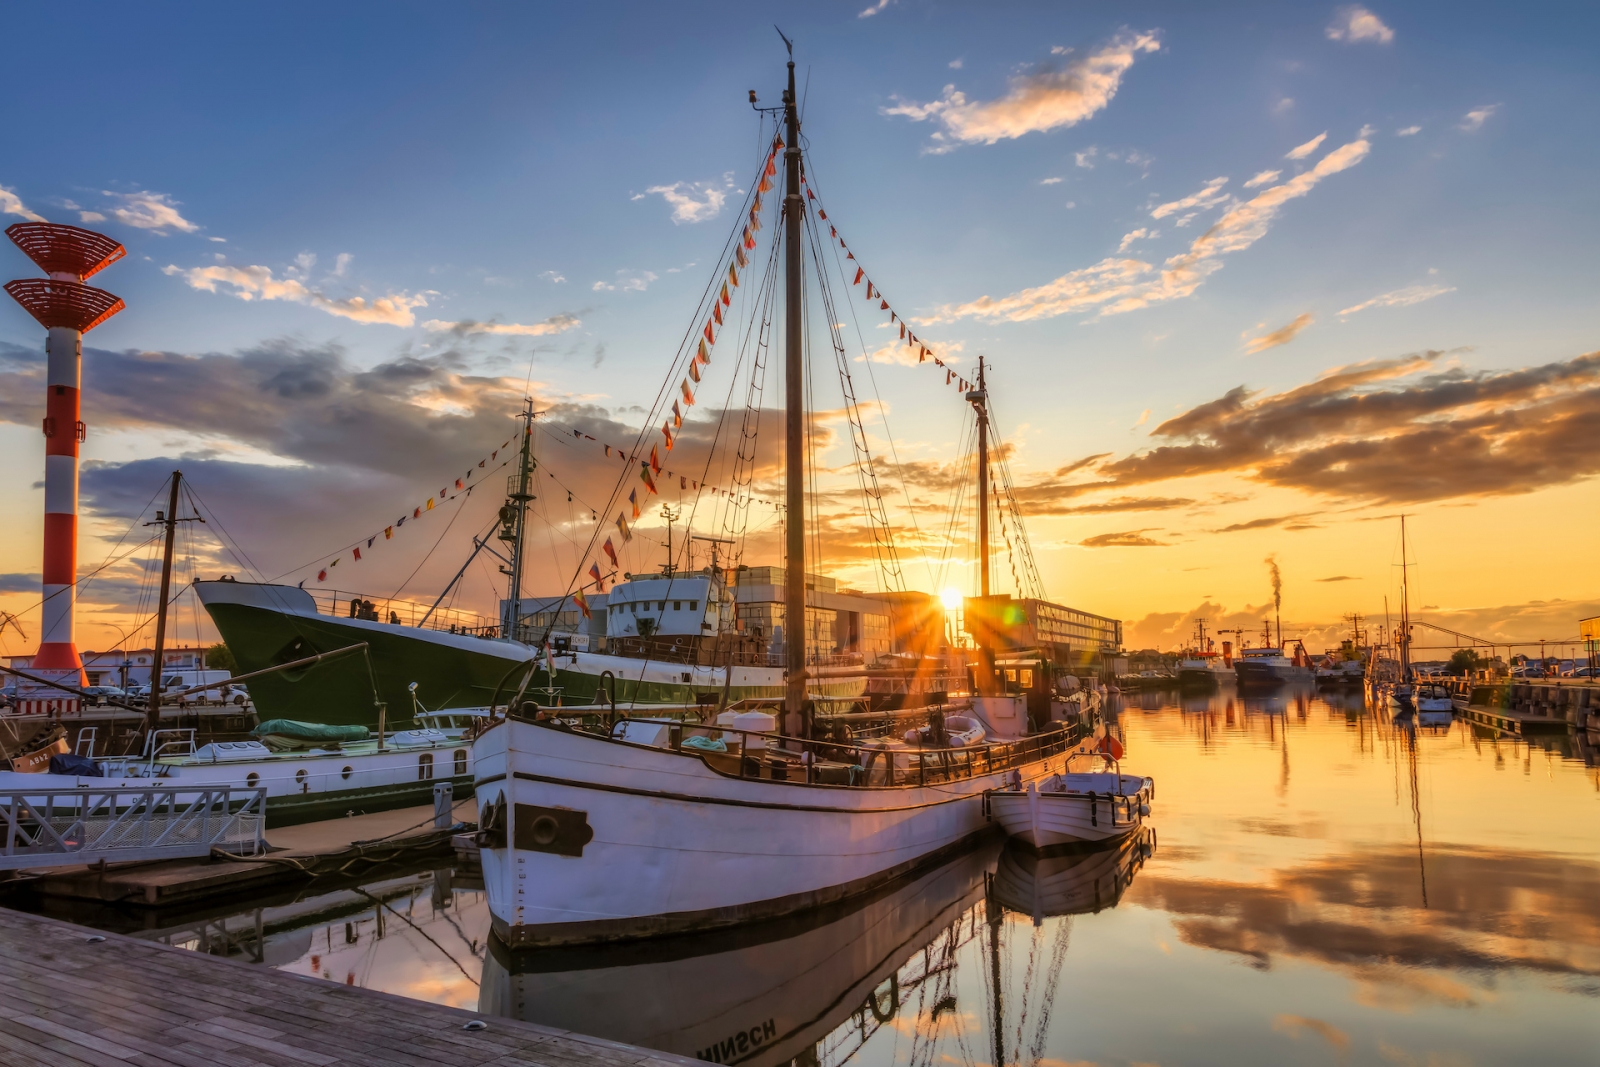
[[4, 223, 126, 685]]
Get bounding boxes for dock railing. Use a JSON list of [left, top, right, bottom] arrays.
[[0, 785, 266, 871]]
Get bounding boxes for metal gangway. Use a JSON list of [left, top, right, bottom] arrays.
[[0, 785, 265, 870]]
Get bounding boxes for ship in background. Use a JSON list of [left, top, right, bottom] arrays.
[[1233, 620, 1314, 688], [1176, 619, 1235, 689]]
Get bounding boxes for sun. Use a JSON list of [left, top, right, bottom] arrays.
[[939, 587, 964, 611]]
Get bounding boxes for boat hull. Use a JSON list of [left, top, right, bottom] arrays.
[[196, 580, 865, 727], [472, 718, 1072, 947], [1235, 663, 1313, 687], [988, 776, 1152, 848], [989, 829, 1155, 921], [1177, 667, 1233, 689]]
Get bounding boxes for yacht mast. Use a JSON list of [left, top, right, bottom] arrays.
[[781, 42, 806, 732], [144, 470, 182, 737], [971, 356, 990, 598], [1399, 514, 1412, 680]]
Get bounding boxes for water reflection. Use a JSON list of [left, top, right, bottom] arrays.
[[15, 686, 1600, 1064]]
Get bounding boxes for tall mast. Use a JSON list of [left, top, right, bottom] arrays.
[[973, 356, 990, 598], [1399, 515, 1411, 678], [145, 471, 181, 737], [505, 400, 537, 641], [781, 46, 806, 731]]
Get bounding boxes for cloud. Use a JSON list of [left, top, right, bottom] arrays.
[[1079, 529, 1170, 547], [1211, 513, 1314, 533], [1395, 125, 1421, 136], [78, 211, 107, 223], [1285, 132, 1328, 160], [1040, 176, 1063, 185], [642, 175, 735, 224], [1338, 283, 1455, 316], [1, 185, 46, 222], [103, 190, 200, 234], [1316, 575, 1360, 582], [1273, 1015, 1351, 1054], [163, 263, 430, 326], [1244, 312, 1314, 354], [930, 137, 1370, 323], [1059, 348, 1600, 504], [1460, 105, 1499, 132], [1150, 177, 1229, 220], [1075, 147, 1098, 169], [1273, 97, 1295, 115], [421, 313, 581, 337], [1118, 228, 1156, 252], [538, 271, 567, 284], [883, 32, 1160, 149], [0, 573, 41, 594], [590, 270, 658, 293], [1326, 6, 1395, 44], [331, 253, 353, 278], [1243, 169, 1280, 188], [948, 58, 963, 69], [859, 0, 894, 17], [1055, 496, 1193, 514]]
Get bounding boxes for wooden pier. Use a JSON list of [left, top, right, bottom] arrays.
[[0, 905, 696, 1067]]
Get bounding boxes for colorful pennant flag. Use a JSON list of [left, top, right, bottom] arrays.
[[617, 513, 632, 541], [650, 446, 662, 475], [629, 488, 641, 519], [353, 547, 362, 561], [641, 465, 659, 495], [588, 562, 604, 591], [384, 526, 393, 539], [574, 589, 590, 620], [602, 537, 619, 567]]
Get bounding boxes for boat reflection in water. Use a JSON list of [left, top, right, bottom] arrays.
[[990, 829, 1156, 926], [480, 842, 999, 1066], [480, 829, 1158, 1067]]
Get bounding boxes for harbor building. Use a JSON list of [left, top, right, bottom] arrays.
[[962, 595, 1123, 669]]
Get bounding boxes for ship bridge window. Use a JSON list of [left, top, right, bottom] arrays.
[[690, 600, 699, 611], [674, 601, 681, 611]]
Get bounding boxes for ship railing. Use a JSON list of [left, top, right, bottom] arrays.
[[0, 785, 266, 871], [619, 718, 1082, 788], [302, 587, 497, 637]]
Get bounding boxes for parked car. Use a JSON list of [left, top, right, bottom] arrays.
[[1569, 666, 1598, 679], [221, 683, 250, 706], [82, 685, 126, 706]]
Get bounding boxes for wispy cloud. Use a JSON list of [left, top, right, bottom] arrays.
[[421, 313, 580, 337], [1338, 283, 1455, 316], [1243, 169, 1280, 188], [1040, 176, 1063, 185], [883, 32, 1160, 151], [1118, 228, 1157, 252], [1080, 529, 1170, 547], [0, 185, 45, 222], [591, 270, 657, 293], [1396, 125, 1421, 136], [1244, 312, 1314, 354], [641, 175, 735, 224], [929, 137, 1370, 323], [1315, 575, 1360, 582], [1151, 177, 1228, 220], [103, 190, 200, 234], [538, 270, 567, 284], [1459, 105, 1499, 132], [1326, 6, 1394, 44], [1285, 132, 1328, 160], [858, 0, 895, 17], [163, 262, 429, 326]]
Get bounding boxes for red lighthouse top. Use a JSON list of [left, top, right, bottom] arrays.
[[6, 222, 126, 280]]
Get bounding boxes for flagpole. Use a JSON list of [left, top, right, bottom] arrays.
[[780, 41, 807, 738], [505, 400, 539, 641]]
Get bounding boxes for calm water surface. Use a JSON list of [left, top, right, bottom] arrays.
[[82, 689, 1600, 1065]]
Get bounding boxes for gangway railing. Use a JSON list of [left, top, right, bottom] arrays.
[[0, 785, 266, 870]]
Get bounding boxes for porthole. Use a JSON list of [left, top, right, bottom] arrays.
[[295, 768, 309, 786], [246, 772, 260, 787], [341, 765, 353, 781]]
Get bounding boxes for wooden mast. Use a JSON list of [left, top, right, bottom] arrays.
[[144, 471, 181, 738], [781, 43, 806, 735], [967, 357, 997, 694]]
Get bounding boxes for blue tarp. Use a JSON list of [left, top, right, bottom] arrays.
[[48, 753, 103, 777]]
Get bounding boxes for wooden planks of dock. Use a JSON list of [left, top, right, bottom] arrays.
[[0, 906, 698, 1067]]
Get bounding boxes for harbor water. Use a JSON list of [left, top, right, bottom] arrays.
[[25, 686, 1599, 1066]]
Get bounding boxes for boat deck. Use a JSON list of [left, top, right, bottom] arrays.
[[0, 905, 697, 1067]]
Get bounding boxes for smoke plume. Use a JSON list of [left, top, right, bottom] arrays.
[[1265, 555, 1283, 613]]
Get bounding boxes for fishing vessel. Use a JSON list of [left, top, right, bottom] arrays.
[[1234, 622, 1314, 688], [474, 46, 1086, 949], [1378, 517, 1419, 713], [986, 744, 1153, 848], [1176, 619, 1234, 689]]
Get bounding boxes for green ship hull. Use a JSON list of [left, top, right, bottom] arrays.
[[195, 581, 864, 728]]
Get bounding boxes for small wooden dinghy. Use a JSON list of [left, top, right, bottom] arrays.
[[987, 765, 1153, 848]]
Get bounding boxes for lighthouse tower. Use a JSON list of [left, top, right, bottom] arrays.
[[5, 222, 126, 686]]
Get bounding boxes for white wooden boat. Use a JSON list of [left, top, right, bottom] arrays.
[[472, 709, 1075, 948], [986, 769, 1153, 848]]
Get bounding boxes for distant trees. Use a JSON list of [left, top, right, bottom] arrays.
[[206, 642, 238, 672], [1447, 649, 1484, 675]]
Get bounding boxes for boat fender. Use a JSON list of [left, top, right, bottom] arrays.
[[1139, 802, 1151, 817]]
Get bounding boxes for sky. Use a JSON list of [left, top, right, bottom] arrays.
[[2, 1, 1598, 659]]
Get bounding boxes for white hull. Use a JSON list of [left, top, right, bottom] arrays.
[[988, 773, 1152, 848], [472, 717, 1072, 947]]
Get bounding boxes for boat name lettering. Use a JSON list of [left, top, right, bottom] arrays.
[[696, 1018, 776, 1062]]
